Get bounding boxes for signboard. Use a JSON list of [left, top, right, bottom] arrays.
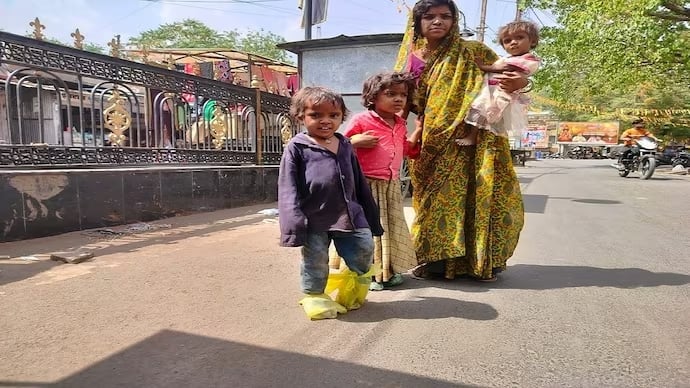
[[521, 127, 549, 148], [557, 122, 619, 145]]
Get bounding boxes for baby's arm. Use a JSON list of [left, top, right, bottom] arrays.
[[475, 57, 512, 73]]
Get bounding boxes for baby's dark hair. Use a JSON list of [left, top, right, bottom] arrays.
[[361, 72, 416, 110], [412, 0, 459, 42], [497, 21, 540, 49], [289, 86, 349, 120]]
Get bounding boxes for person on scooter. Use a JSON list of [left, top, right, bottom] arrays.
[[618, 119, 658, 166]]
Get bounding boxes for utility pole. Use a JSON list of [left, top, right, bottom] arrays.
[[516, 1, 523, 21], [477, 0, 488, 43], [304, 0, 313, 40]]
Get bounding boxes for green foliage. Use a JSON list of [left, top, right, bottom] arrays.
[[658, 124, 690, 142], [646, 0, 690, 22], [524, 0, 690, 141], [240, 29, 289, 63], [128, 19, 239, 49], [634, 85, 690, 141], [528, 0, 688, 99], [127, 19, 291, 62], [83, 42, 105, 54], [28, 35, 105, 54]]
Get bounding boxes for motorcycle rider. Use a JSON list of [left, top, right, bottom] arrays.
[[617, 118, 658, 167]]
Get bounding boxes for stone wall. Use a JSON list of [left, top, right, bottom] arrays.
[[0, 166, 278, 242]]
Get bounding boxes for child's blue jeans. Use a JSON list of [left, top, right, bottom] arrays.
[[300, 228, 373, 294]]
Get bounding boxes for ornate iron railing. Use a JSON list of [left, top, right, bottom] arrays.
[[0, 31, 296, 168]]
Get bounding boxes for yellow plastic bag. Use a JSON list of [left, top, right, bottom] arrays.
[[299, 294, 347, 320], [325, 267, 380, 311]]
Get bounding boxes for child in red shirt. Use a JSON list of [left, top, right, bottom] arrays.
[[340, 72, 422, 290]]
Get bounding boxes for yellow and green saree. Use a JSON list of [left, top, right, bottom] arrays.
[[395, 10, 524, 280]]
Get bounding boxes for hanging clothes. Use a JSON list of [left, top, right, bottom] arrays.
[[260, 67, 276, 94], [251, 65, 268, 91], [273, 71, 289, 96], [184, 63, 201, 76], [203, 100, 217, 122], [287, 74, 300, 96], [233, 71, 250, 88], [199, 62, 214, 79], [215, 60, 233, 83]]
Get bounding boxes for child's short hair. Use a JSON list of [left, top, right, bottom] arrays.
[[289, 86, 349, 120], [497, 21, 540, 49], [361, 72, 416, 110]]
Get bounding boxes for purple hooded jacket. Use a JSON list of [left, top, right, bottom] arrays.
[[278, 132, 384, 247]]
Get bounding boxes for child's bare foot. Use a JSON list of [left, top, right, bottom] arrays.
[[455, 127, 477, 146]]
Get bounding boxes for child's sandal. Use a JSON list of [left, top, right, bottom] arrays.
[[369, 281, 384, 291], [382, 273, 404, 287]]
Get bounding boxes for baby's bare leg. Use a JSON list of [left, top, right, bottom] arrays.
[[455, 125, 478, 146]]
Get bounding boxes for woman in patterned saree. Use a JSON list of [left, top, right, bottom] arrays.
[[396, 0, 526, 281]]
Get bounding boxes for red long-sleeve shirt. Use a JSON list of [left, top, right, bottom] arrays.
[[344, 110, 419, 180]]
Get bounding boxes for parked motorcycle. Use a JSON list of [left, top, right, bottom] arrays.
[[615, 136, 658, 179], [672, 150, 690, 168], [567, 146, 587, 159]]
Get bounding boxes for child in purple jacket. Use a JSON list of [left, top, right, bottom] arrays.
[[278, 86, 384, 297]]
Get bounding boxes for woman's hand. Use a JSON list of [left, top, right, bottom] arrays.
[[494, 71, 529, 93], [350, 131, 380, 148]]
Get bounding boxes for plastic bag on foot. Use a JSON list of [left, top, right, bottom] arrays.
[[325, 267, 380, 311], [299, 293, 347, 320]]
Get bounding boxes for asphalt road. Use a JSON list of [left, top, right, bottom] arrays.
[[0, 159, 688, 388]]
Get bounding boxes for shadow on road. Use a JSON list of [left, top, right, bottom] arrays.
[[523, 194, 549, 214], [522, 195, 623, 214], [497, 264, 690, 290], [494, 264, 690, 290], [0, 330, 476, 388], [0, 260, 61, 287], [0, 207, 276, 286], [570, 198, 621, 204], [419, 264, 690, 292], [340, 296, 498, 322]]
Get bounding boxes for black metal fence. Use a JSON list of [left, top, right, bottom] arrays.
[[0, 31, 297, 168]]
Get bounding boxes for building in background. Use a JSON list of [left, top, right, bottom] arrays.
[[279, 33, 413, 130]]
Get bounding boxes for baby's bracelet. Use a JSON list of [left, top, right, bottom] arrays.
[[520, 79, 534, 94]]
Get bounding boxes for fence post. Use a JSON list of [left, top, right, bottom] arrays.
[[251, 75, 263, 165]]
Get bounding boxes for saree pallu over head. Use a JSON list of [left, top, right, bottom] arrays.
[[394, 7, 524, 279], [394, 9, 498, 191]]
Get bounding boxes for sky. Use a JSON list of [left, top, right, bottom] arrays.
[[1, 0, 555, 57]]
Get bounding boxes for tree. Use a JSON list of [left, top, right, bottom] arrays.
[[523, 0, 689, 134], [531, 83, 690, 142], [29, 35, 105, 54], [528, 0, 688, 96], [127, 19, 291, 62], [646, 0, 690, 21], [240, 29, 289, 62], [632, 84, 690, 142], [128, 19, 239, 49], [83, 42, 106, 54]]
